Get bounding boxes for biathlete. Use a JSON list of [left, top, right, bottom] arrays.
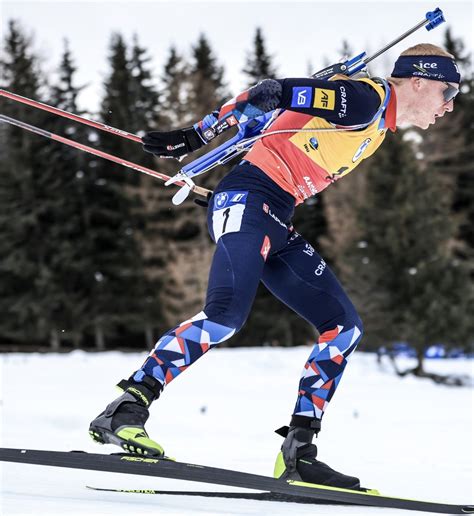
[[90, 43, 460, 489]]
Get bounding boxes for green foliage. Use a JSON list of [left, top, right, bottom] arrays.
[[440, 30, 474, 278], [88, 32, 166, 348], [36, 40, 94, 348], [347, 131, 472, 361], [0, 20, 51, 344]]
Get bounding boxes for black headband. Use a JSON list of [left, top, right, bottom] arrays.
[[391, 55, 461, 83]]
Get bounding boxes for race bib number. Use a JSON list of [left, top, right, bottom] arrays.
[[212, 191, 248, 242]]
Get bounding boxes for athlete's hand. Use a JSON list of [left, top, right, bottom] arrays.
[[142, 127, 204, 159]]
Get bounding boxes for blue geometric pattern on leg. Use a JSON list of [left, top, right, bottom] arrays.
[[136, 311, 235, 388], [293, 325, 362, 420]]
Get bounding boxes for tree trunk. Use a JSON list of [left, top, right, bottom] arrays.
[[284, 320, 293, 347], [72, 332, 82, 349], [50, 328, 60, 351], [94, 321, 105, 351], [414, 348, 425, 376], [145, 325, 154, 350]]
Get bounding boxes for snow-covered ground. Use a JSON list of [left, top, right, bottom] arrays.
[[0, 347, 472, 515]]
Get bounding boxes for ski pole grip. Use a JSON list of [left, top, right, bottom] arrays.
[[425, 8, 445, 31], [192, 185, 213, 198]]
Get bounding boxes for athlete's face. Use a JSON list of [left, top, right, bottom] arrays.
[[409, 78, 458, 130]]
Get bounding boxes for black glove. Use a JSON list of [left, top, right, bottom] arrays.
[[142, 127, 205, 159]]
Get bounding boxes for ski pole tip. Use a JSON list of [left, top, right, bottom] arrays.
[[425, 8, 445, 31]]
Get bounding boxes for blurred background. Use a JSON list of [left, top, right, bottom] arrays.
[[0, 1, 472, 381]]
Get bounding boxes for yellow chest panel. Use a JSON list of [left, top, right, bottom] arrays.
[[288, 79, 388, 180]]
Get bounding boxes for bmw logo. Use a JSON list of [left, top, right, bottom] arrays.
[[214, 192, 228, 209], [352, 138, 371, 162]]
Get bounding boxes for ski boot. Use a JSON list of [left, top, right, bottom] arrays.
[[89, 374, 164, 456], [274, 417, 360, 489]]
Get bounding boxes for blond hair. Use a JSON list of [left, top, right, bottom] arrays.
[[388, 43, 454, 85], [399, 43, 454, 58]]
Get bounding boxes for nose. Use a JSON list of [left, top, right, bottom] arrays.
[[444, 99, 454, 113]]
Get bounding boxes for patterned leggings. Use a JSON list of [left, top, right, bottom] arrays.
[[134, 164, 363, 422]]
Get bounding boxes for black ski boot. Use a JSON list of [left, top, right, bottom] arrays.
[[89, 374, 164, 456], [274, 417, 360, 489]]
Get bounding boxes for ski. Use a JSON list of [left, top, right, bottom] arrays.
[[86, 485, 344, 504], [1, 448, 472, 514]]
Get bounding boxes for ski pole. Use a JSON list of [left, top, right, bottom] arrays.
[[0, 88, 142, 143], [0, 113, 211, 199]]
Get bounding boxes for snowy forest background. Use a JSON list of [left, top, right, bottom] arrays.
[[0, 20, 472, 368]]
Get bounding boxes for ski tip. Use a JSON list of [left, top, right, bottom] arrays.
[[461, 506, 474, 514]]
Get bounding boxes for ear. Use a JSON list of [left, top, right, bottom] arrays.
[[410, 76, 424, 93]]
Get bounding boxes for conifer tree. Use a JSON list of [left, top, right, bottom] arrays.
[[453, 75, 474, 280], [129, 34, 162, 133], [100, 33, 137, 177], [0, 20, 51, 345], [156, 35, 228, 326], [84, 32, 151, 349], [243, 27, 277, 86], [128, 34, 168, 345], [160, 46, 189, 128], [423, 30, 473, 283], [187, 33, 229, 189], [188, 34, 227, 119], [349, 132, 471, 371], [39, 40, 94, 349], [417, 30, 474, 352], [143, 46, 198, 329]]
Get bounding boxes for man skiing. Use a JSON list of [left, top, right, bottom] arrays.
[[89, 43, 460, 489]]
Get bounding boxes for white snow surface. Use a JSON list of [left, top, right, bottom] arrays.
[[0, 348, 472, 516]]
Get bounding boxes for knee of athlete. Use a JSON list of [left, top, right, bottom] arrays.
[[342, 311, 364, 355], [204, 307, 245, 337], [155, 310, 235, 348], [317, 310, 363, 353], [342, 307, 363, 337], [204, 291, 247, 335], [350, 312, 364, 339]]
